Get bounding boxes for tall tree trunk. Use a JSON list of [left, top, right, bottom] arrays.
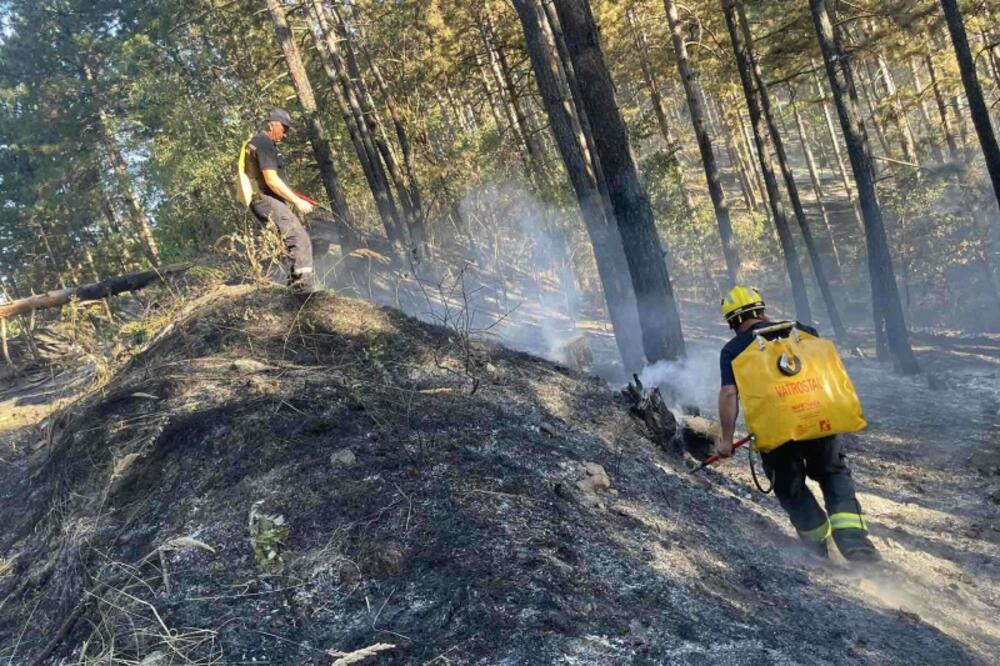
[[735, 101, 768, 207], [731, 2, 846, 340], [664, 0, 741, 285], [908, 57, 946, 163], [553, 0, 686, 362], [303, 1, 380, 249], [790, 87, 843, 276], [856, 55, 895, 160], [541, 0, 614, 217], [925, 53, 961, 162], [264, 0, 358, 246], [82, 64, 160, 267], [335, 10, 426, 253], [715, 95, 759, 211], [353, 30, 427, 244], [941, 0, 1000, 213], [876, 54, 921, 167], [513, 0, 646, 373], [810, 0, 920, 374], [812, 60, 863, 231], [722, 0, 812, 323], [626, 8, 678, 151]]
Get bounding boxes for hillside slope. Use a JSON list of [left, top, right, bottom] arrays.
[[0, 286, 995, 664]]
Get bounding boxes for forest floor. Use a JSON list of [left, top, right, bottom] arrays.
[[0, 274, 997, 665]]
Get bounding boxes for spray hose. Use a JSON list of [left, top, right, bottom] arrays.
[[690, 434, 773, 494], [690, 435, 752, 473]]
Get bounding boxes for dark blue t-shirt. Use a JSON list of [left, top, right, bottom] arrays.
[[720, 320, 818, 387]]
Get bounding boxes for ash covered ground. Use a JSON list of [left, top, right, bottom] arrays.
[[0, 284, 997, 664]]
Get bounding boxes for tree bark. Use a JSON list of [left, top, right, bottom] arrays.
[[82, 64, 161, 267], [541, 0, 614, 216], [810, 0, 919, 374], [331, 8, 426, 253], [626, 8, 677, 151], [941, 0, 1000, 213], [731, 2, 846, 341], [264, 0, 358, 244], [0, 264, 191, 320], [876, 53, 921, 168], [713, 95, 759, 212], [908, 57, 946, 163], [513, 0, 646, 373], [722, 0, 812, 323], [353, 30, 427, 246], [553, 0, 685, 362], [664, 0, 741, 286], [790, 87, 843, 276], [925, 53, 961, 162]]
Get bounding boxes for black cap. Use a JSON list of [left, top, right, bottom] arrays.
[[266, 108, 292, 128]]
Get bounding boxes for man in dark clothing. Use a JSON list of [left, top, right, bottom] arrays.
[[716, 286, 880, 563], [243, 109, 316, 291]]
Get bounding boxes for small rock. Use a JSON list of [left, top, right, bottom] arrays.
[[330, 448, 357, 467], [576, 462, 611, 493], [231, 358, 274, 373], [540, 422, 559, 437]]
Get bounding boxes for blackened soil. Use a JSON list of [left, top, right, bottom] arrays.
[[0, 286, 992, 664]]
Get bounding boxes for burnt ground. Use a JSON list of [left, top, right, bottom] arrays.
[[0, 284, 997, 664]]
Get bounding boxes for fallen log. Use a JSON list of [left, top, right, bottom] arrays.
[[0, 263, 191, 319]]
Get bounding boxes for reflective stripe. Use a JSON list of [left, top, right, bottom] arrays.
[[798, 519, 831, 543], [295, 267, 314, 275], [830, 512, 867, 531]]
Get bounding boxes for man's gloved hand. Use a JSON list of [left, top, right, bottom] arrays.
[[294, 198, 315, 216], [714, 436, 735, 459]]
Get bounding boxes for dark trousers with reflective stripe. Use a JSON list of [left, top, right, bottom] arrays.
[[761, 436, 867, 546], [250, 195, 314, 279]]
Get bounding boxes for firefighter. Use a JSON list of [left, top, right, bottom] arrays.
[[716, 286, 880, 562], [238, 109, 316, 292]]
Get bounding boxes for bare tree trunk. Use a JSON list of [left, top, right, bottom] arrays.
[[338, 17, 426, 254], [790, 87, 843, 276], [722, 0, 812, 323], [626, 8, 677, 151], [735, 102, 767, 206], [811, 0, 920, 374], [82, 64, 160, 267], [264, 0, 358, 246], [925, 53, 961, 162], [908, 58, 946, 163], [856, 55, 894, 159], [951, 94, 973, 160], [513, 0, 646, 373], [734, 3, 847, 340], [941, 0, 1000, 213], [715, 95, 759, 211], [541, 0, 614, 215], [554, 0, 686, 362], [664, 0, 741, 285], [876, 54, 921, 167], [304, 0, 403, 242], [812, 61, 863, 231], [353, 30, 427, 245]]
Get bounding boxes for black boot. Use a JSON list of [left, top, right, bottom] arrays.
[[834, 530, 881, 563], [803, 538, 829, 560]]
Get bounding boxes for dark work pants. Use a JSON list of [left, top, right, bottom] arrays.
[[761, 436, 869, 548], [250, 195, 314, 280]]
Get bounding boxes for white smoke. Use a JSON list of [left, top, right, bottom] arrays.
[[637, 346, 721, 415]]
